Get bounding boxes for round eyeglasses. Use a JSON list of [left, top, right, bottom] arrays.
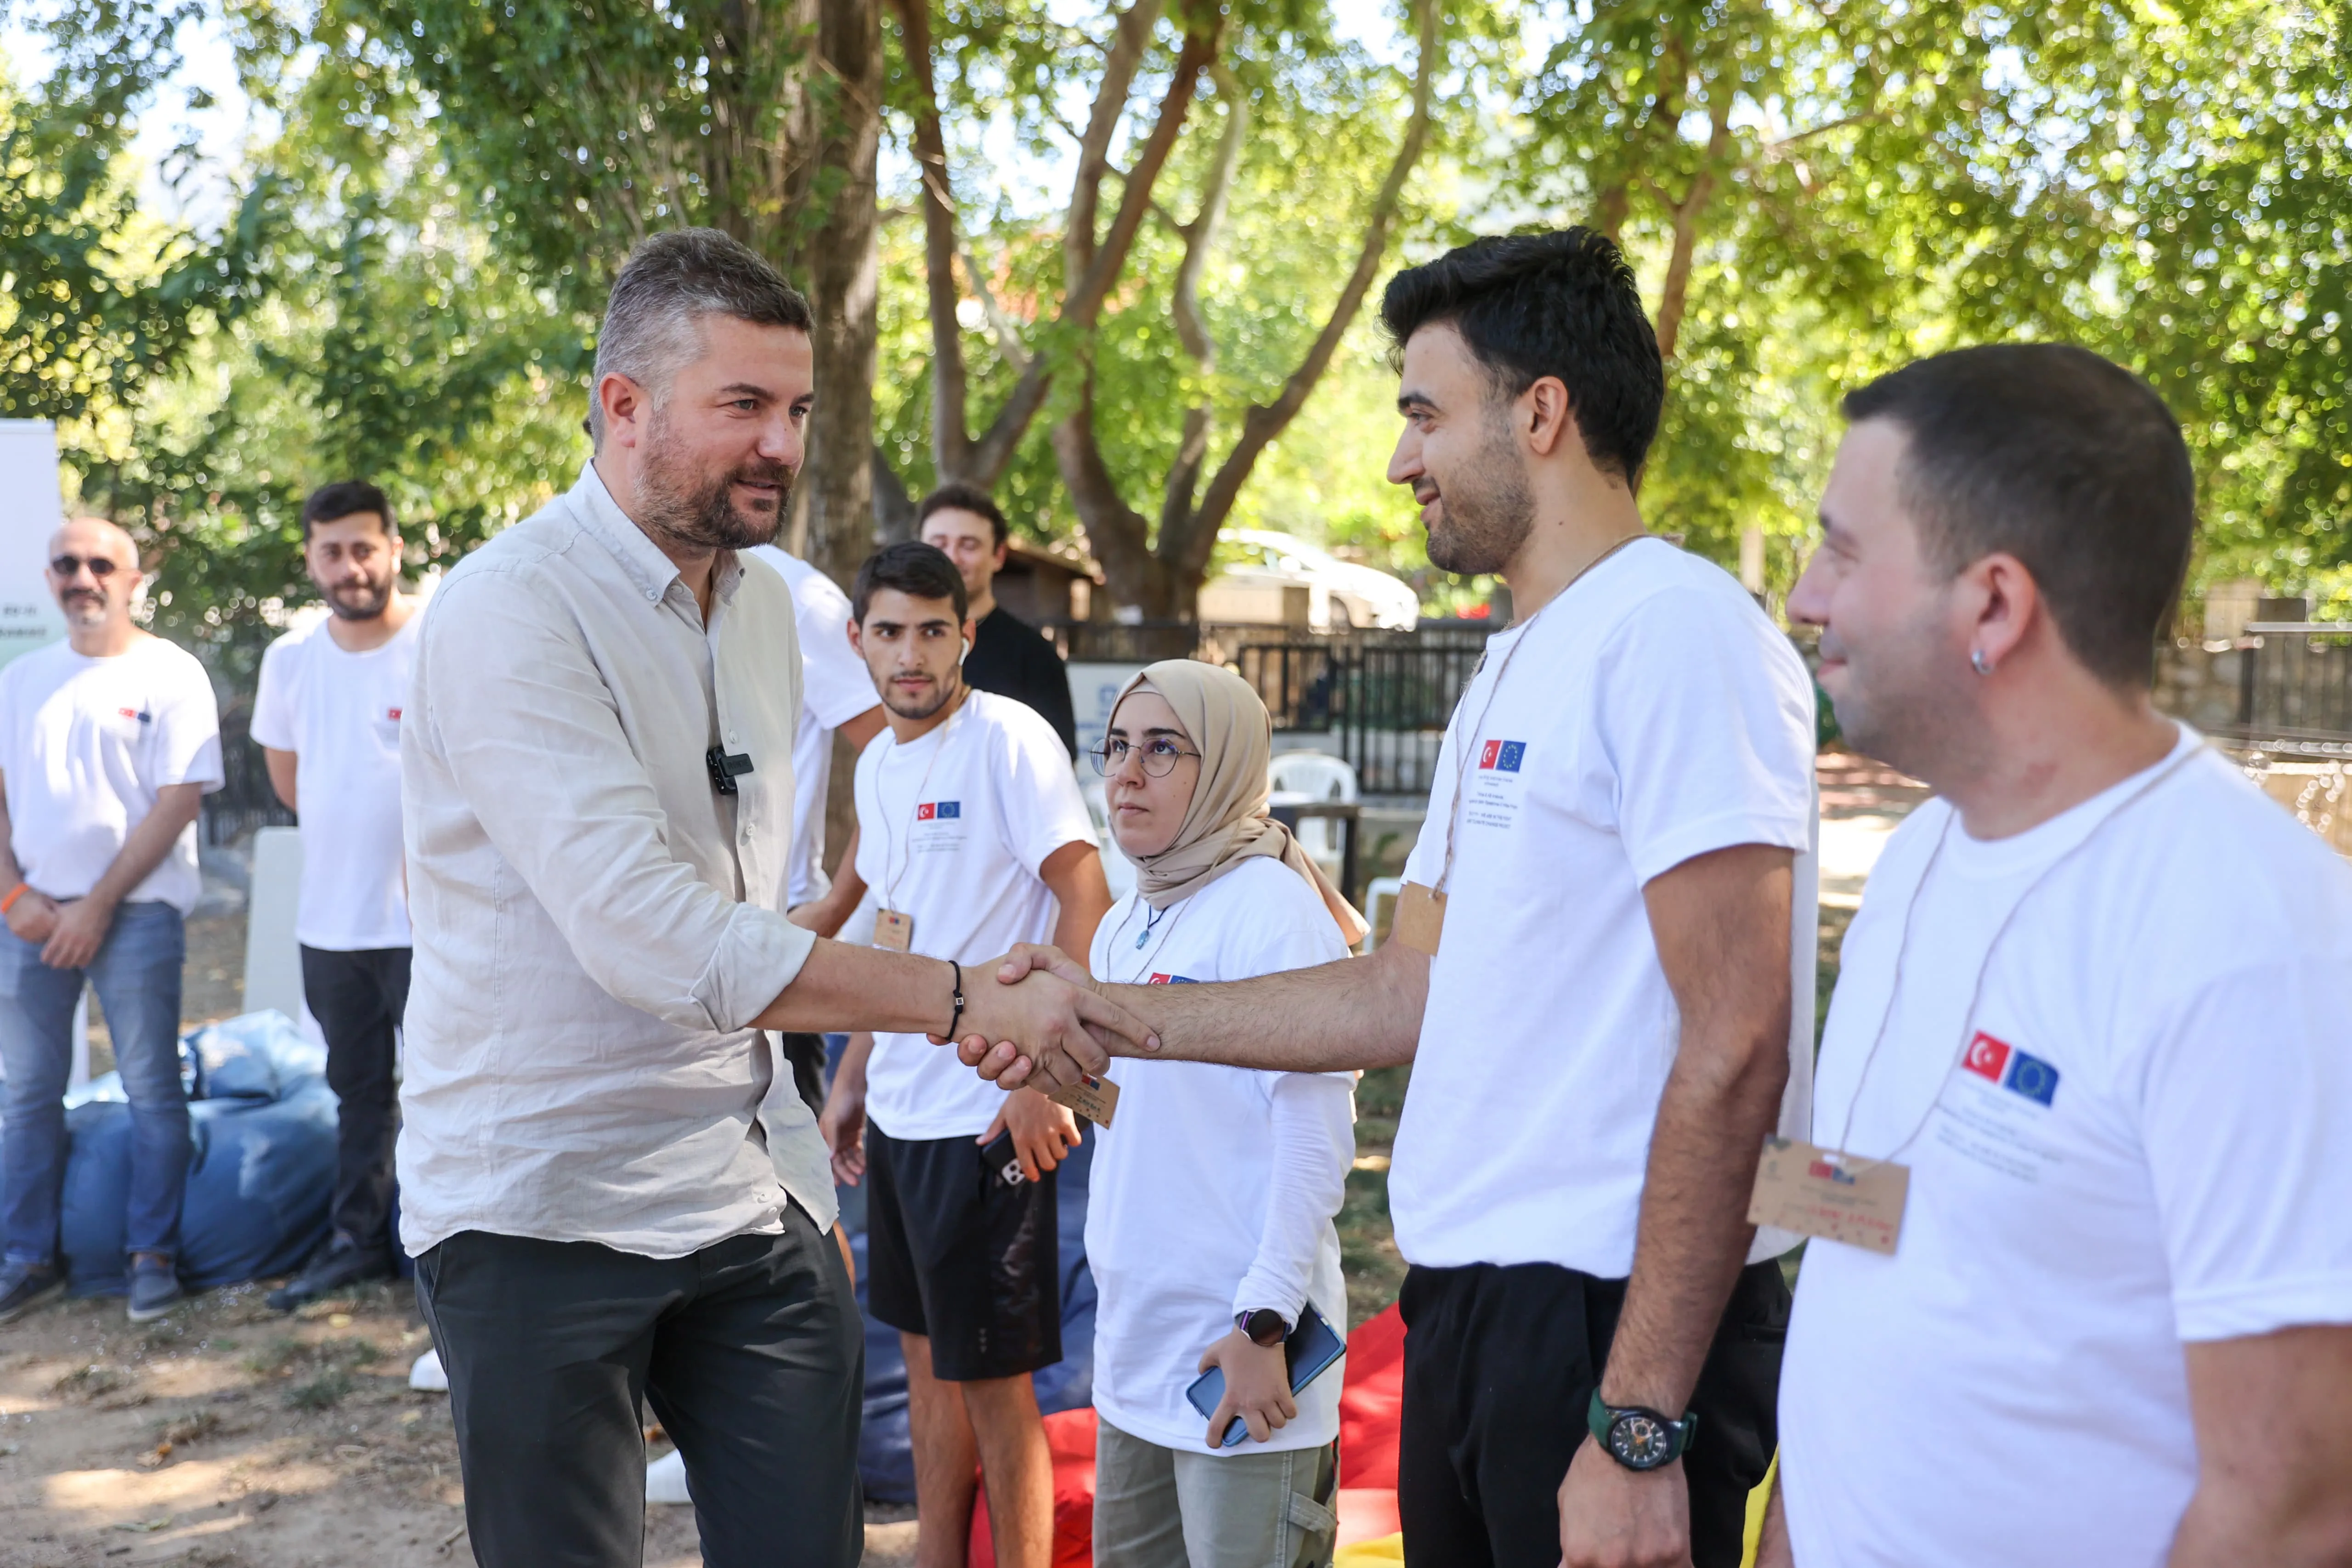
[[1089, 737, 1202, 777]]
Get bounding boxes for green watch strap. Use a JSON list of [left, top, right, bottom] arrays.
[[1587, 1390, 1700, 1468]]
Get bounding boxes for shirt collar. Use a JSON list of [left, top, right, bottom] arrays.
[[570, 460, 683, 605]]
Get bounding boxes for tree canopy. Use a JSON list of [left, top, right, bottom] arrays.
[[5, 0, 2346, 641]]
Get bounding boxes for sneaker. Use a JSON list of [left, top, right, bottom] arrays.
[[127, 1257, 185, 1323], [266, 1237, 391, 1313], [0, 1261, 64, 1325]]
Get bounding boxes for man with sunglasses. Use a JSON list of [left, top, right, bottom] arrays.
[[817, 540, 1111, 1568], [0, 517, 222, 1324]]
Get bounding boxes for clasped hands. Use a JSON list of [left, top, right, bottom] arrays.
[[930, 944, 1144, 1089]]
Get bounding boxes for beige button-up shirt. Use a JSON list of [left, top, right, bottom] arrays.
[[397, 462, 833, 1258]]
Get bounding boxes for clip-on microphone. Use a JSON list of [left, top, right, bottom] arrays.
[[705, 746, 755, 795]]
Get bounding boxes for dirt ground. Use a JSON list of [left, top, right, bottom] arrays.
[[0, 1279, 920, 1568]]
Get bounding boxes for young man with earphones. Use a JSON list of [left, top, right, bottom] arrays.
[[819, 539, 1113, 1568]]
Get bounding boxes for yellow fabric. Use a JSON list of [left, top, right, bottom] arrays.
[[1325, 1451, 1776, 1568]]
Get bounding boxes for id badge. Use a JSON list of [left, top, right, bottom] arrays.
[[1391, 882, 1446, 955], [872, 909, 914, 951], [1048, 1073, 1120, 1129], [1747, 1136, 1909, 1256]]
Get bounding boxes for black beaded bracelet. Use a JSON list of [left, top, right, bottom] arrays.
[[946, 958, 966, 1041]]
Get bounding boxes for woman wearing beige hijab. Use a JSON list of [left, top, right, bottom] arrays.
[[1081, 660, 1363, 1568]]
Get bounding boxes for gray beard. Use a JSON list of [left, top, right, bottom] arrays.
[[636, 420, 792, 553]]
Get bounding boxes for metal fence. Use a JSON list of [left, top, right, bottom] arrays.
[[2236, 623, 2352, 758], [202, 709, 296, 845], [1234, 624, 1499, 794]]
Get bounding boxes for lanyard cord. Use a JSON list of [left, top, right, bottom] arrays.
[[877, 691, 966, 914], [1832, 736, 2203, 1161], [1429, 533, 1650, 896], [1105, 891, 1197, 984]]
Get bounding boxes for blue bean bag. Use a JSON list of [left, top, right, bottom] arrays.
[[35, 1011, 339, 1297]]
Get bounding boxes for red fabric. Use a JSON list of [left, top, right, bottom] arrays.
[[969, 1406, 1097, 1568], [1337, 1303, 1405, 1490], [966, 1307, 1411, 1566]]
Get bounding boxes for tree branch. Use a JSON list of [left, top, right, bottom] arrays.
[[1159, 60, 1248, 532], [1065, 0, 1168, 285], [971, 0, 1222, 484], [887, 0, 972, 475], [1177, 0, 1441, 576], [1654, 84, 1735, 363]]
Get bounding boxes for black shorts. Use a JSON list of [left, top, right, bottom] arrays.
[[865, 1125, 1061, 1382], [1396, 1257, 1788, 1568]]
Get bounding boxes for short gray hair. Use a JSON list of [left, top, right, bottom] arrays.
[[588, 228, 813, 447]]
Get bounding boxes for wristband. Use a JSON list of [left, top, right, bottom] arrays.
[[0, 883, 26, 916], [945, 959, 966, 1042]]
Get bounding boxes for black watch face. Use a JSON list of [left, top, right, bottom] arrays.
[[1607, 1411, 1678, 1470]]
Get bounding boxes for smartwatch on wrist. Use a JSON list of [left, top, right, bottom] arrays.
[[1235, 1308, 1289, 1348], [1587, 1390, 1698, 1471]]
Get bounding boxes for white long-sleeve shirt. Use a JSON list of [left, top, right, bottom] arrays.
[[1084, 856, 1356, 1454], [396, 461, 832, 1259]]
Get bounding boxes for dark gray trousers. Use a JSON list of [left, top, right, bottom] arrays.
[[414, 1206, 863, 1568]]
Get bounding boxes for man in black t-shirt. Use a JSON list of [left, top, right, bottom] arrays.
[[917, 483, 1078, 758]]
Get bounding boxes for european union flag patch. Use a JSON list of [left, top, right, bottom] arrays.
[[2003, 1050, 2060, 1107]]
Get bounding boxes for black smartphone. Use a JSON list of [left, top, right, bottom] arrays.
[[979, 1130, 1028, 1188], [1184, 1300, 1346, 1449]]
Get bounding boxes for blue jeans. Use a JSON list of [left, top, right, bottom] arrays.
[[0, 901, 190, 1269]]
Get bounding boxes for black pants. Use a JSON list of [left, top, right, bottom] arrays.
[[776, 1030, 829, 1116], [298, 945, 410, 1255], [414, 1210, 864, 1568], [1397, 1257, 1788, 1568]]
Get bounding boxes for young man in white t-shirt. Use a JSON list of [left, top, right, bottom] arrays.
[[1749, 346, 2352, 1567], [741, 541, 886, 1113], [250, 481, 423, 1309], [969, 232, 1818, 1568], [817, 540, 1112, 1568], [0, 518, 223, 1325]]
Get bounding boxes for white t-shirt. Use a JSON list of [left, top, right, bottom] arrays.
[[1085, 856, 1356, 1455], [1391, 539, 1818, 1275], [1781, 729, 2352, 1568], [853, 689, 1097, 1139], [745, 546, 878, 906], [0, 635, 223, 914], [250, 611, 420, 950]]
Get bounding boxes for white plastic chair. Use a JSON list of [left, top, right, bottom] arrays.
[[1267, 752, 1358, 883], [1078, 764, 1137, 901], [1360, 876, 1405, 954]]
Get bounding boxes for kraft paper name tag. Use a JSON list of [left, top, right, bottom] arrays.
[[1391, 882, 1446, 955], [1747, 1136, 1909, 1256], [1048, 1073, 1120, 1128], [872, 910, 913, 952]]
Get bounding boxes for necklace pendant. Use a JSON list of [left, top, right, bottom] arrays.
[[1135, 928, 1150, 949]]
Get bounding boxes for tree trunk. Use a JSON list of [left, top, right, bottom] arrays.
[[797, 0, 884, 589]]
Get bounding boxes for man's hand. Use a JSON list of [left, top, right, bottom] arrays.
[[41, 894, 116, 970], [1198, 1328, 1298, 1448], [982, 1088, 1081, 1182], [944, 947, 1141, 1091], [1558, 1436, 1691, 1568], [955, 944, 1129, 1089], [819, 1070, 869, 1187], [5, 889, 58, 946]]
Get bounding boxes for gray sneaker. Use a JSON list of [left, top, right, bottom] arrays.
[[0, 1262, 64, 1325], [127, 1257, 185, 1323]]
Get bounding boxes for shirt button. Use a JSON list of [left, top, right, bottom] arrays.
[[646, 589, 659, 601]]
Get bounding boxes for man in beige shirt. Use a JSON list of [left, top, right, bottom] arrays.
[[399, 229, 1139, 1568]]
